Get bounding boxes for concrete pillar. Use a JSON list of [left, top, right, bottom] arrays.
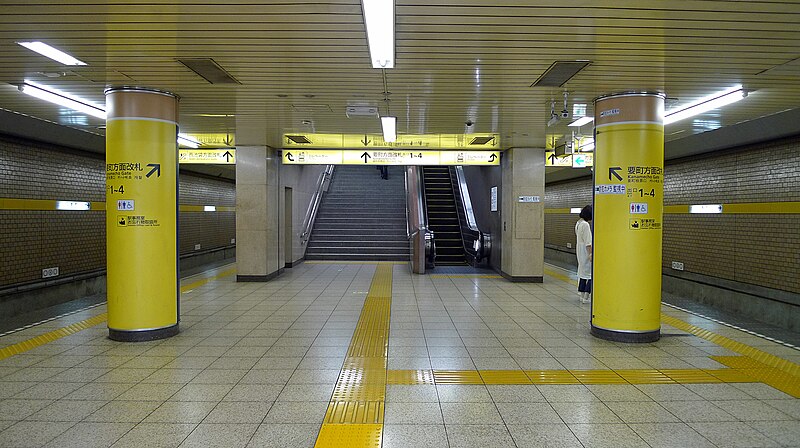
[[235, 146, 284, 281], [500, 148, 546, 281], [591, 92, 665, 343], [105, 87, 180, 342]]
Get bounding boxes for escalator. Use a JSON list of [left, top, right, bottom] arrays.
[[423, 166, 467, 266]]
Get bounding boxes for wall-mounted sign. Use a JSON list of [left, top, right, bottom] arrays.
[[572, 152, 594, 168], [179, 149, 235, 164], [283, 133, 500, 149], [518, 196, 540, 203], [490, 186, 498, 212], [282, 150, 500, 166], [181, 133, 235, 148]]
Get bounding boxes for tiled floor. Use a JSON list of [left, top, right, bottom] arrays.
[[0, 262, 798, 447]]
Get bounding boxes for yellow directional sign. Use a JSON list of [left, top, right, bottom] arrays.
[[283, 150, 343, 165], [282, 150, 500, 166], [179, 149, 236, 164], [283, 133, 499, 149], [545, 151, 573, 167], [183, 133, 235, 148]]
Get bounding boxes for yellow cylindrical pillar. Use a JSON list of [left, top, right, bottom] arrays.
[[105, 87, 180, 342], [591, 92, 665, 343]]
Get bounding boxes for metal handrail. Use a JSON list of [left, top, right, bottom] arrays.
[[406, 166, 435, 273], [452, 165, 491, 265], [300, 165, 334, 245]]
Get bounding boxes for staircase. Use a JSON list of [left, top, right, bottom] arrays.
[[305, 166, 409, 261], [423, 167, 467, 266]]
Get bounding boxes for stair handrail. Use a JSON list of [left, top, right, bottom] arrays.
[[406, 166, 435, 273], [300, 164, 334, 245], [451, 165, 491, 264]]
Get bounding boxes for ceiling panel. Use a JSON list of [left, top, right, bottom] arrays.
[[0, 0, 798, 153]]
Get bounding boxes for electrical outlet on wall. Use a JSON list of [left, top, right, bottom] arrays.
[[194, 244, 201, 250], [42, 267, 59, 278], [671, 261, 684, 271], [566, 243, 572, 249], [231, 238, 236, 244]]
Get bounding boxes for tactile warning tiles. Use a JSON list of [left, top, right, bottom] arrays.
[[570, 370, 626, 384], [616, 369, 674, 384], [315, 424, 383, 448], [479, 370, 532, 384], [429, 275, 503, 279], [0, 313, 107, 360], [713, 356, 800, 398], [433, 369, 484, 384], [324, 401, 385, 424], [661, 369, 718, 383], [315, 265, 393, 448], [386, 369, 434, 385], [526, 370, 580, 384]]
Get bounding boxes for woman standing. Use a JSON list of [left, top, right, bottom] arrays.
[[575, 205, 593, 304]]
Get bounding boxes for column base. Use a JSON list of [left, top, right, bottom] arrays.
[[590, 325, 660, 343], [108, 324, 179, 342]]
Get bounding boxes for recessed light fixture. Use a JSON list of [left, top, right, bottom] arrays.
[[381, 116, 396, 142], [17, 41, 87, 66], [56, 201, 91, 211], [177, 133, 201, 148], [361, 0, 395, 68], [18, 80, 106, 119], [664, 85, 747, 125], [568, 117, 594, 127]]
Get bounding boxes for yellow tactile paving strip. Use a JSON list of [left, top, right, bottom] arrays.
[[0, 266, 236, 360], [429, 274, 503, 279], [315, 264, 392, 448]]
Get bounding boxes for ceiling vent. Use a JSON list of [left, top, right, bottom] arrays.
[[531, 60, 591, 87], [469, 136, 495, 145], [177, 58, 241, 84], [286, 135, 311, 144], [345, 105, 379, 118], [291, 104, 332, 113]]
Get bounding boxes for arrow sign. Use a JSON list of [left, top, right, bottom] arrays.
[[223, 151, 233, 162], [548, 153, 556, 164], [361, 152, 371, 163], [609, 166, 623, 181], [489, 153, 497, 162], [285, 152, 294, 162], [361, 134, 371, 146], [146, 163, 161, 178]]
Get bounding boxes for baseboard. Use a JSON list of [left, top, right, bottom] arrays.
[[286, 256, 305, 268], [500, 271, 544, 283], [237, 268, 284, 282]]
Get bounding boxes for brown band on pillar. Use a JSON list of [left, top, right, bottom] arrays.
[[105, 87, 179, 123], [594, 92, 664, 127]]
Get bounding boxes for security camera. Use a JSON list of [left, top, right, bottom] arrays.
[[465, 120, 474, 127], [561, 109, 570, 119]]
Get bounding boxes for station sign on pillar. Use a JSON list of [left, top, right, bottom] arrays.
[[591, 92, 665, 343], [105, 87, 180, 341]]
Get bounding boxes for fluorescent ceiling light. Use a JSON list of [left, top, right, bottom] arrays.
[[56, 201, 90, 211], [689, 204, 723, 214], [664, 85, 746, 125], [568, 116, 594, 127], [381, 116, 396, 142], [18, 80, 106, 119], [203, 205, 216, 212], [178, 133, 200, 148], [17, 41, 86, 66], [362, 0, 395, 68]]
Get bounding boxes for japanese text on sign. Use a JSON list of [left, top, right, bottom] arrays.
[[595, 184, 626, 195]]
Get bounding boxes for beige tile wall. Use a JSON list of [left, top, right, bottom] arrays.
[[545, 135, 800, 294], [0, 135, 235, 288]]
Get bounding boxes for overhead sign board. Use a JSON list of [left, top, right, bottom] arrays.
[[545, 151, 573, 167], [282, 150, 500, 166], [182, 133, 235, 148], [283, 133, 499, 150], [572, 152, 594, 168], [179, 149, 235, 164]]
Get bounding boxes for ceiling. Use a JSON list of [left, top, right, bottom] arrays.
[[1, 1, 799, 163]]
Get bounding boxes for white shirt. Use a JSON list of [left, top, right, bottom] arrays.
[[575, 218, 592, 279]]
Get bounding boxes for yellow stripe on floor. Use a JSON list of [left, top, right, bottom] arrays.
[[315, 264, 393, 448], [0, 266, 236, 361], [429, 275, 503, 279]]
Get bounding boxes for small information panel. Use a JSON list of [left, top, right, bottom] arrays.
[[545, 151, 573, 167], [490, 186, 498, 212], [518, 195, 540, 203], [179, 149, 235, 164]]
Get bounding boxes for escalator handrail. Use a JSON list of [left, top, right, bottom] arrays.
[[452, 165, 490, 263], [300, 165, 334, 244]]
